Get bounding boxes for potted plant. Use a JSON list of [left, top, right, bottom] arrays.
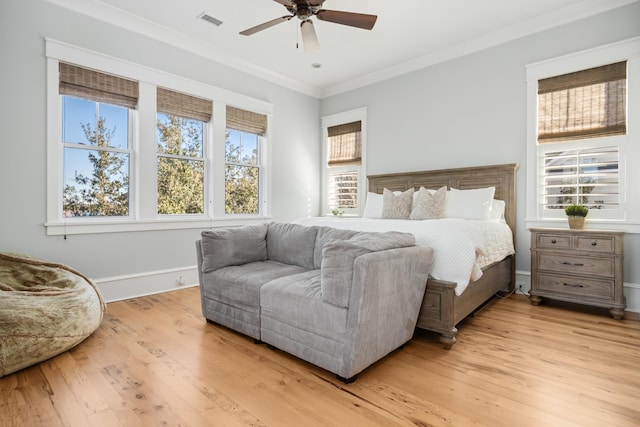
[[565, 204, 588, 229]]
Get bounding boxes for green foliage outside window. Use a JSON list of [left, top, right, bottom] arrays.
[[156, 114, 204, 215], [225, 130, 259, 214], [63, 116, 129, 217]]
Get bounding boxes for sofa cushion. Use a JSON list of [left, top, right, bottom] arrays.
[[266, 223, 318, 270], [200, 224, 268, 273], [313, 226, 360, 269], [260, 270, 347, 354], [201, 260, 307, 313], [321, 231, 416, 308]]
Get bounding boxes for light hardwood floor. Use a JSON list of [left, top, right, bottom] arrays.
[[1, 287, 639, 427]]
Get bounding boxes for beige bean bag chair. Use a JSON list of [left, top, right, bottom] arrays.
[[0, 253, 105, 377]]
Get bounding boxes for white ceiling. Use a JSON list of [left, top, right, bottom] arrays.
[[48, 0, 636, 98]]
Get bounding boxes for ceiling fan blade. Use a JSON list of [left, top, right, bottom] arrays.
[[272, 0, 294, 6], [300, 20, 319, 53], [239, 15, 293, 36], [308, 0, 325, 6], [316, 9, 377, 30]]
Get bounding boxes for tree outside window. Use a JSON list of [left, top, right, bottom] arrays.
[[62, 96, 130, 217], [225, 129, 260, 214], [156, 114, 205, 215]]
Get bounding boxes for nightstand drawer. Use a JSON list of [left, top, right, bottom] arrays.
[[537, 234, 571, 250], [537, 273, 614, 300], [575, 236, 615, 253], [537, 253, 614, 277]]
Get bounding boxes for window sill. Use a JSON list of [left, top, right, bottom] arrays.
[[45, 216, 272, 236], [525, 218, 640, 234]]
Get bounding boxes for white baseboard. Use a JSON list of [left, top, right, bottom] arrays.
[[515, 270, 640, 314], [94, 266, 200, 303], [94, 266, 640, 314]]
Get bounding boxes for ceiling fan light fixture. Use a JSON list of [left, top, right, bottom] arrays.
[[300, 20, 319, 53], [239, 1, 377, 52]]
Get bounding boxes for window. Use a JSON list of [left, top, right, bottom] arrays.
[[156, 88, 211, 215], [46, 39, 272, 235], [60, 63, 136, 217], [225, 106, 266, 215], [321, 108, 367, 216], [526, 37, 640, 229], [538, 62, 625, 214]]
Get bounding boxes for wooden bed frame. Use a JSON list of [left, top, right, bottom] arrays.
[[368, 163, 518, 349]]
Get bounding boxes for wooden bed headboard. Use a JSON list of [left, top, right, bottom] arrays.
[[367, 163, 519, 235]]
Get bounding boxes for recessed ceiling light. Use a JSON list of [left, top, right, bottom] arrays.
[[311, 63, 322, 68]]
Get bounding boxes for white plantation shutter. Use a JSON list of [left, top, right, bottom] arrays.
[[542, 146, 619, 210], [328, 170, 359, 209]]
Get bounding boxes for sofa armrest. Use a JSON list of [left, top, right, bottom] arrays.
[[342, 246, 433, 378], [320, 231, 416, 308]]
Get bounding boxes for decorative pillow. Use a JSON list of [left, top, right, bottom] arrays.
[[200, 224, 268, 273], [410, 186, 447, 220], [362, 192, 383, 218], [382, 188, 414, 219], [445, 187, 496, 220]]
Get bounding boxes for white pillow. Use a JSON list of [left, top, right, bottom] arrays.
[[445, 187, 496, 220], [489, 199, 506, 222], [362, 192, 383, 218]]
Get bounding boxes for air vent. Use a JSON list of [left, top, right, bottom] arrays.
[[198, 12, 223, 27]]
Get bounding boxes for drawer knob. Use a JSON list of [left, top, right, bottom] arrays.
[[551, 239, 557, 244], [592, 241, 597, 246]]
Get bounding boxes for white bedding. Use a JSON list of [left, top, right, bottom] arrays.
[[294, 217, 515, 295]]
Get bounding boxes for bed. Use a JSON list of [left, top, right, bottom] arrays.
[[299, 163, 518, 349]]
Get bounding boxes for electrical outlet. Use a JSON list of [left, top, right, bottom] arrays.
[[176, 275, 186, 286]]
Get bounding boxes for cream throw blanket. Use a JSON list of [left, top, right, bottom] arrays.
[[0, 253, 105, 377]]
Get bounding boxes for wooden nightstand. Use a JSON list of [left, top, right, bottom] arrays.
[[529, 228, 625, 319]]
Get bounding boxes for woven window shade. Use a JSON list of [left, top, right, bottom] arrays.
[[327, 121, 362, 167], [226, 105, 267, 135], [537, 61, 626, 143], [157, 87, 212, 122], [59, 62, 138, 109]]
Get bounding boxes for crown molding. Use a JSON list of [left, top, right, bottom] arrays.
[[46, 0, 638, 99]]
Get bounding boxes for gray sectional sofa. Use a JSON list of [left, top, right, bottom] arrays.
[[196, 222, 433, 383]]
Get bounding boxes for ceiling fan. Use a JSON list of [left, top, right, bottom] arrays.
[[239, 0, 377, 53]]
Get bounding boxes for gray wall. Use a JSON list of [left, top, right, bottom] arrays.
[[0, 0, 320, 279], [320, 2, 640, 286], [1, 0, 639, 292]]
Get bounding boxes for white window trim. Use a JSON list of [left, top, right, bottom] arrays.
[[45, 38, 272, 235], [525, 36, 640, 234], [321, 108, 367, 217]]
